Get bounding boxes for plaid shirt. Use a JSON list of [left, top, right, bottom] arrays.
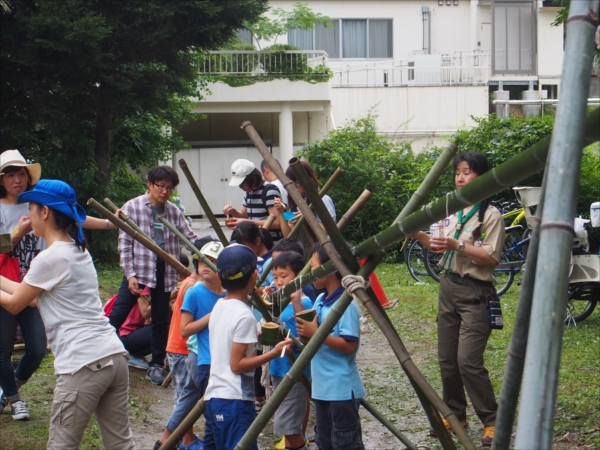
[[118, 192, 198, 292]]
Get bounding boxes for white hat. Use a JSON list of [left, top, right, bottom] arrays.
[[229, 159, 256, 186], [0, 150, 42, 185], [200, 241, 225, 260]]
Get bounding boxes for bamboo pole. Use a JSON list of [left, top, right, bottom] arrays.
[[336, 190, 372, 231], [103, 198, 153, 241], [159, 399, 206, 450], [286, 167, 344, 240], [351, 107, 600, 259], [238, 123, 466, 449], [178, 158, 229, 246], [262, 214, 276, 230], [87, 199, 191, 278], [515, 2, 599, 448], [493, 191, 544, 449], [292, 158, 468, 448], [273, 189, 373, 313], [156, 215, 217, 272]]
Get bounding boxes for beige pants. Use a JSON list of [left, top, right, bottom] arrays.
[[438, 274, 498, 426], [47, 353, 134, 450]]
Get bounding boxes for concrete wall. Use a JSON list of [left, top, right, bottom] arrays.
[[537, 7, 564, 81]]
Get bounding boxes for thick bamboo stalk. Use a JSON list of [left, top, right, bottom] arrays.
[[255, 168, 343, 289], [103, 197, 153, 241], [274, 189, 373, 313], [156, 215, 217, 272], [290, 157, 359, 271], [238, 123, 467, 449], [262, 214, 276, 230], [159, 399, 206, 450], [178, 158, 229, 246], [352, 107, 600, 259], [336, 190, 372, 231], [515, 2, 599, 448], [286, 167, 344, 240], [493, 197, 544, 449], [87, 199, 191, 277]]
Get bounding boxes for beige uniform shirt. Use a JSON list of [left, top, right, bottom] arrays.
[[442, 205, 505, 282]]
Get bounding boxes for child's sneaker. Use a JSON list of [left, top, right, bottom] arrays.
[[273, 437, 285, 450], [128, 355, 149, 370], [429, 417, 468, 437], [11, 400, 30, 421], [481, 425, 495, 447], [146, 365, 167, 385]]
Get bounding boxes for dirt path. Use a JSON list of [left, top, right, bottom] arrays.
[[126, 320, 480, 450]]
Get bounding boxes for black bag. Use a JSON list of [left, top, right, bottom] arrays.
[[486, 292, 504, 330]]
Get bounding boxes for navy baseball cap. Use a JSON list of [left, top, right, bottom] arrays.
[[217, 244, 257, 280]]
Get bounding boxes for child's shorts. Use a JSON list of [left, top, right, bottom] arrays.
[[272, 375, 309, 436]]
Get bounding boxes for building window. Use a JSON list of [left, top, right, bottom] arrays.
[[492, 0, 536, 74], [236, 28, 253, 46], [289, 19, 392, 59]]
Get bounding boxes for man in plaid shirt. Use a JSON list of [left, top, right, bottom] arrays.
[[108, 165, 198, 385]]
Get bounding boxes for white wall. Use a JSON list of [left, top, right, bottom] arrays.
[[331, 85, 489, 135], [268, 0, 474, 64], [537, 7, 564, 80]]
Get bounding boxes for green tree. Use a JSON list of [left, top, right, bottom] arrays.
[[243, 2, 332, 49], [1, 0, 268, 259]]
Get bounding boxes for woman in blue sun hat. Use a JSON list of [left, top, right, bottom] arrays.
[[0, 179, 134, 449]]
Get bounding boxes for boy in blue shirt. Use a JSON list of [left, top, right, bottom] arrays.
[[178, 241, 227, 450], [296, 243, 365, 450], [270, 251, 313, 450], [204, 244, 292, 450]]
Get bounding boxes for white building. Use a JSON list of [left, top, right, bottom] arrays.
[[175, 0, 565, 216]]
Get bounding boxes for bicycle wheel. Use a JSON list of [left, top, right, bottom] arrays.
[[564, 283, 599, 324], [494, 255, 515, 296], [424, 249, 444, 283], [406, 240, 430, 284], [521, 228, 531, 259]]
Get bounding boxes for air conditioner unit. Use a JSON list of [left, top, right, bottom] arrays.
[[407, 55, 442, 85]]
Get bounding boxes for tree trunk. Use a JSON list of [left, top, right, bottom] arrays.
[[94, 107, 113, 184]]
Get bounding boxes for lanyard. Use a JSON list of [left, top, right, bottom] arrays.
[[440, 204, 481, 272]]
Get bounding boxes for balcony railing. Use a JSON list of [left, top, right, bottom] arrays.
[[332, 52, 490, 88], [201, 51, 331, 83]]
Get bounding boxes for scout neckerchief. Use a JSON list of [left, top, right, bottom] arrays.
[[440, 203, 481, 273]]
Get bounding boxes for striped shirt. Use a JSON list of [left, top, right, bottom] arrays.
[[243, 183, 282, 240], [118, 192, 198, 292]]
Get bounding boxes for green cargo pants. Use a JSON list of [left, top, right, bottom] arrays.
[[437, 273, 498, 426]]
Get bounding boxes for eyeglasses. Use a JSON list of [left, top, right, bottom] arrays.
[[153, 183, 175, 192]]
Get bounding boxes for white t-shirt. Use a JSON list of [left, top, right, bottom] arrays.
[[24, 241, 125, 374], [204, 298, 257, 402], [270, 179, 289, 207]]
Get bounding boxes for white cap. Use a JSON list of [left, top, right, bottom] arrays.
[[229, 159, 256, 186], [200, 241, 225, 260]]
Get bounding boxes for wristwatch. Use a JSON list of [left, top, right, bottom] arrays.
[[457, 241, 466, 253]]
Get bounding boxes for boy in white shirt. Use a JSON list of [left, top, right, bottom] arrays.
[[203, 244, 292, 450]]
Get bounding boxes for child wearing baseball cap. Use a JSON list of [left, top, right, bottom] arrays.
[[203, 244, 292, 450]]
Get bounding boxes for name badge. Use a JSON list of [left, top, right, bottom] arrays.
[[464, 227, 472, 232], [153, 223, 163, 230]]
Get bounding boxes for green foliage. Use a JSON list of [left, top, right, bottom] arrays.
[[244, 2, 332, 48], [1, 0, 269, 261], [299, 112, 416, 256], [301, 112, 600, 258]]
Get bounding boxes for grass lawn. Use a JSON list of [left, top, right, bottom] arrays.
[[1, 262, 598, 448]]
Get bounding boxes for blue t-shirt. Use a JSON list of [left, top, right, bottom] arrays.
[[181, 283, 225, 365], [311, 286, 366, 401], [257, 252, 274, 288], [302, 284, 316, 303], [270, 297, 313, 379]]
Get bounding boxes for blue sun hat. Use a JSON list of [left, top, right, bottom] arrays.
[[17, 179, 87, 243]]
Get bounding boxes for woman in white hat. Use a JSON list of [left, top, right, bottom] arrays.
[[0, 149, 118, 421]]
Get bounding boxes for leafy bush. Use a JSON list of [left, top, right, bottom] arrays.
[[300, 111, 600, 258]]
